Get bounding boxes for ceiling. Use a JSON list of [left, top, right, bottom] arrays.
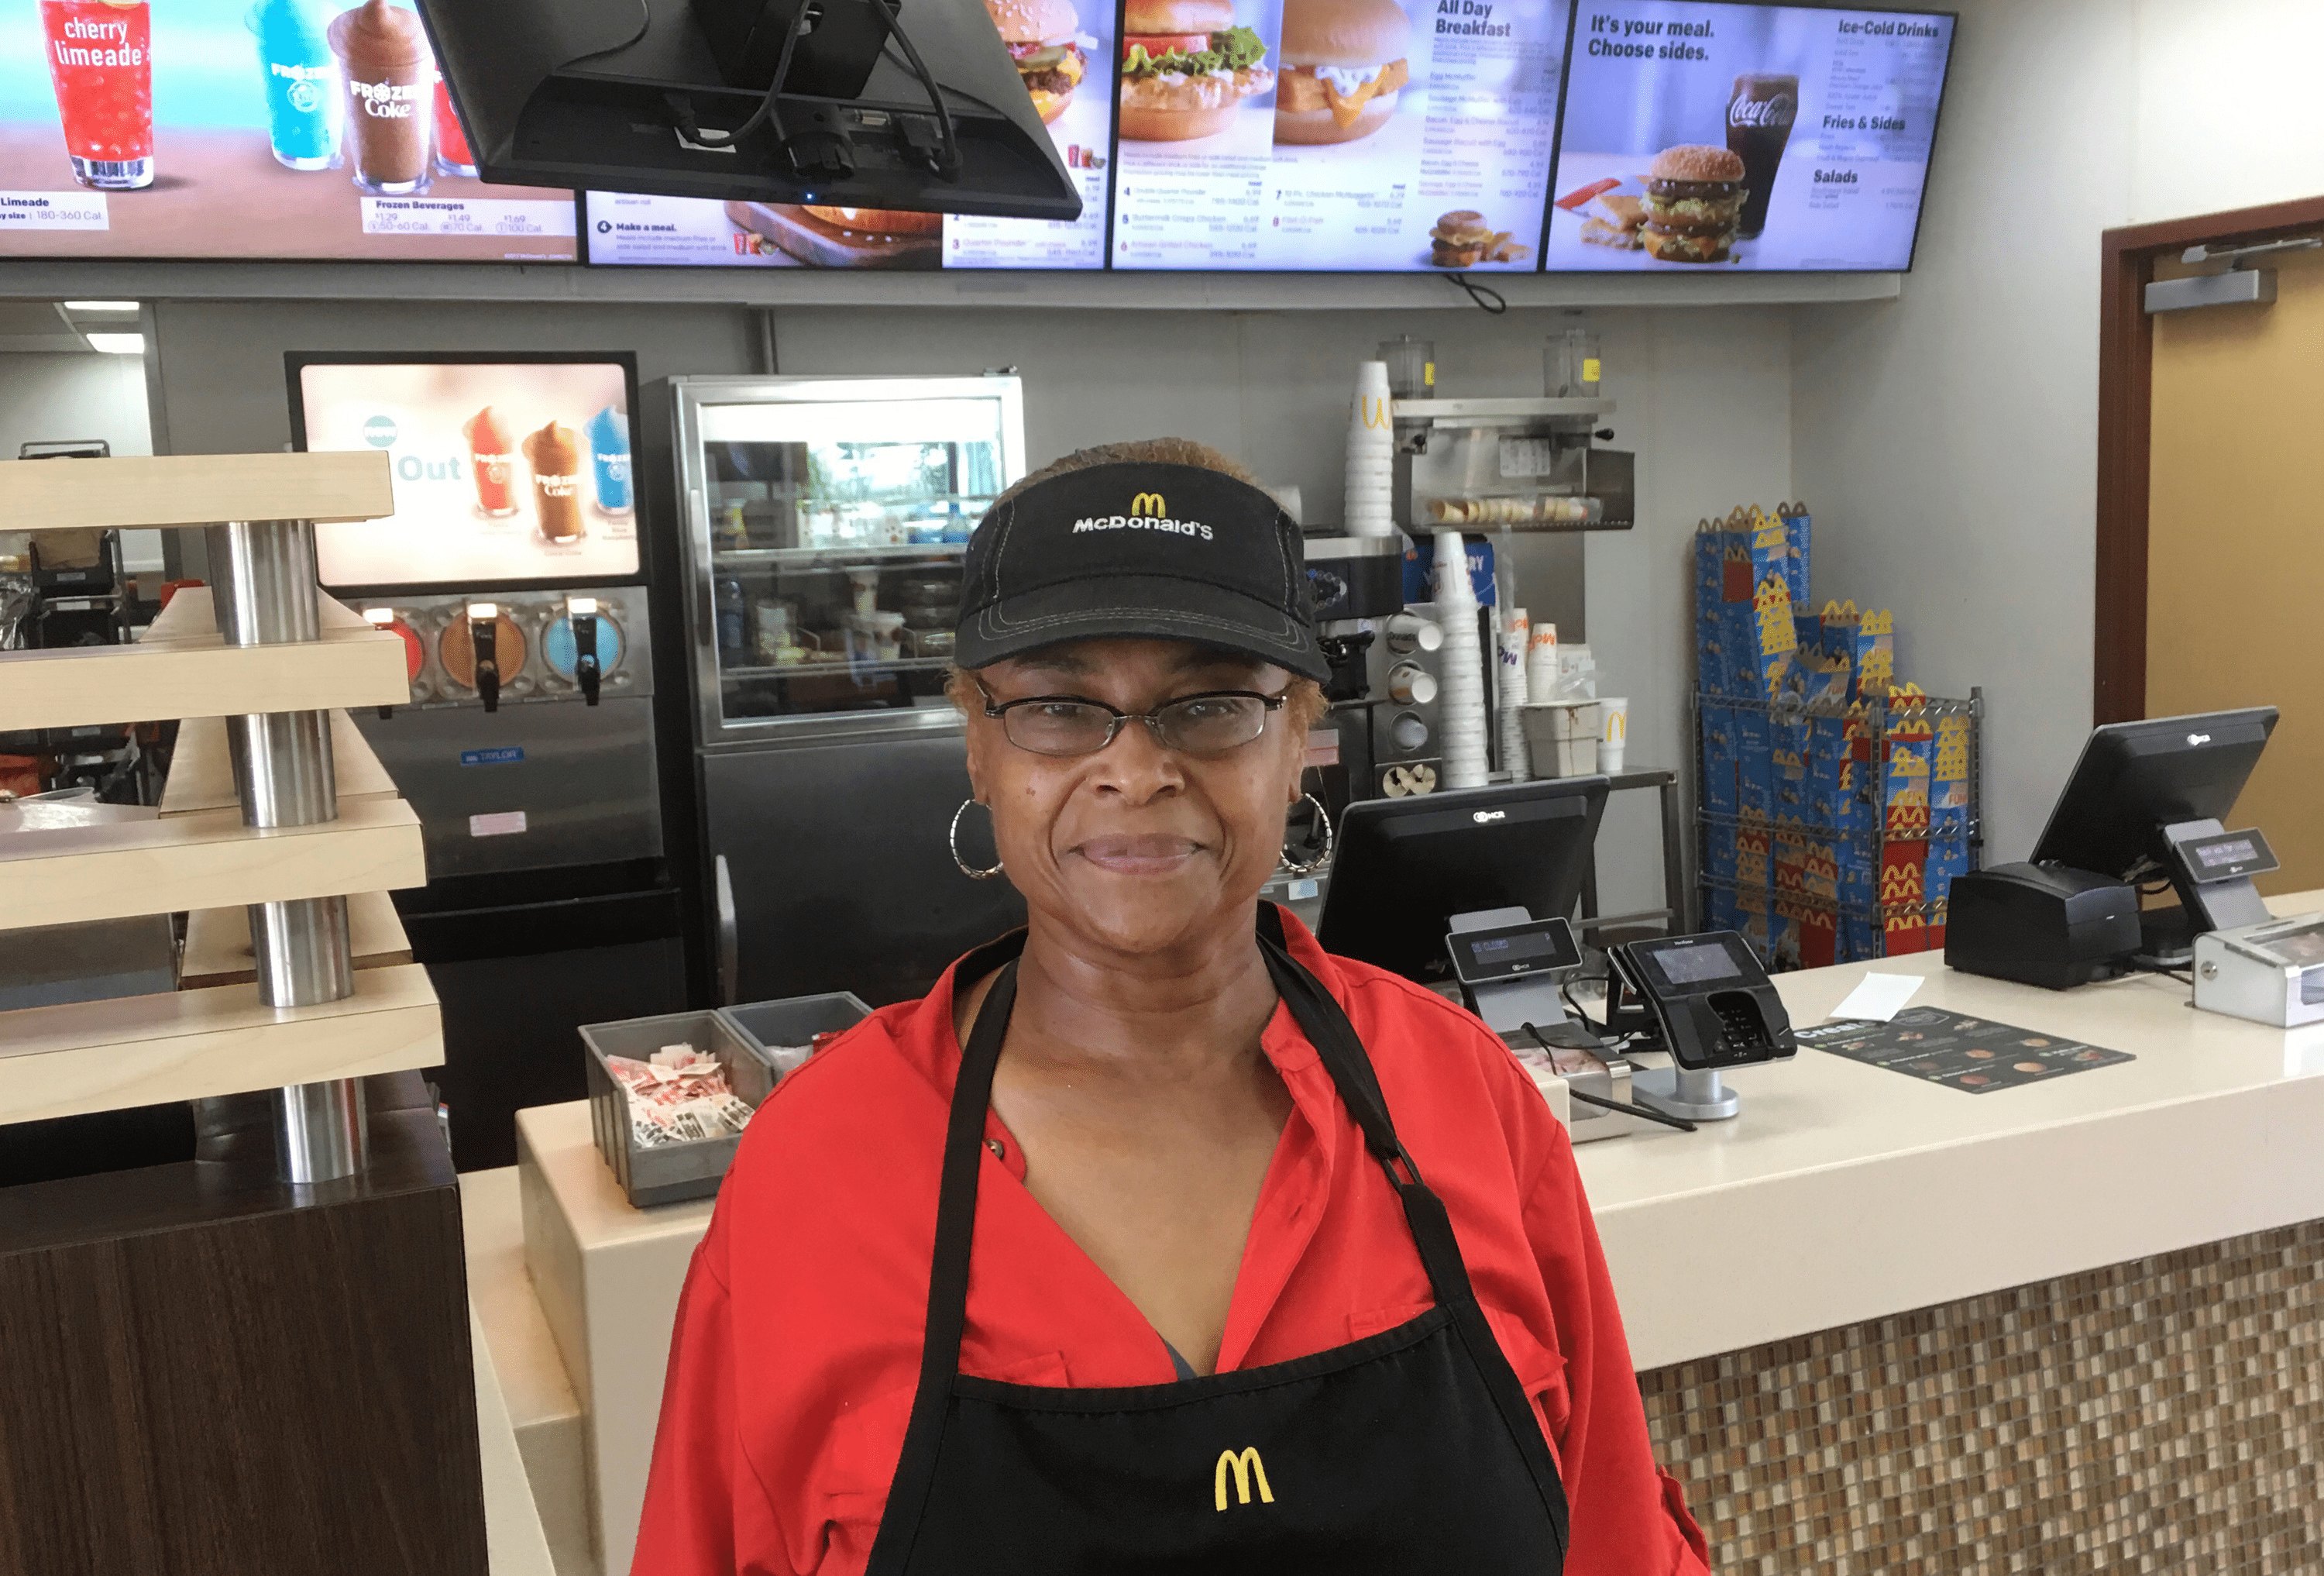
[[0, 302, 140, 354]]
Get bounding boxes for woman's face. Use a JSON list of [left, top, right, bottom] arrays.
[[964, 638, 1305, 958]]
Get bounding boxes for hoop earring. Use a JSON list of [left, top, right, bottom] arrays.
[[950, 798, 1005, 880], [1278, 793, 1334, 878]]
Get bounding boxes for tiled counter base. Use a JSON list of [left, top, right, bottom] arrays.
[[1643, 1220, 2324, 1574]]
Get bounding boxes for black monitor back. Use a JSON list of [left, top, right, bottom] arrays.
[[2030, 707, 2278, 879], [1316, 777, 1609, 984]]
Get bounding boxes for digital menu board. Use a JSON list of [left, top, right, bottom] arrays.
[[0, 0, 577, 260], [585, 0, 1114, 270], [294, 359, 638, 589], [1111, 0, 1571, 270], [1543, 2, 1951, 270]]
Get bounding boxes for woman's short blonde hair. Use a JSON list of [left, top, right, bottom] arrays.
[[948, 436, 1329, 736]]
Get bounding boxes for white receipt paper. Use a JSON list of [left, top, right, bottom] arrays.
[[1827, 972, 1923, 1024]]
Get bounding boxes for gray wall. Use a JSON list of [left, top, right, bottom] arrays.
[[139, 295, 1802, 917]]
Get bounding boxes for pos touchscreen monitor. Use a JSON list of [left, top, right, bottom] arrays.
[[2030, 708, 2279, 884], [1316, 776, 1609, 983]]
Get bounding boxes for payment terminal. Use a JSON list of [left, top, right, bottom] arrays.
[[1445, 908, 1655, 1141], [1606, 931, 1796, 1122]]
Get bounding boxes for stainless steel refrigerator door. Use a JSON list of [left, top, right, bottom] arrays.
[[703, 730, 1026, 1007], [667, 375, 1026, 747]]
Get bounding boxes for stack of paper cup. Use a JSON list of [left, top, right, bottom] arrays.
[[1432, 531, 1490, 789], [1496, 607, 1531, 781], [1345, 360, 1397, 537], [1525, 621, 1559, 711]]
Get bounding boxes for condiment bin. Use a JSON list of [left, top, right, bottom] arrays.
[[717, 991, 874, 1073], [580, 1009, 773, 1208]]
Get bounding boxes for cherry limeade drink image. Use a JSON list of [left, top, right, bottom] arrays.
[[41, 0, 155, 190], [462, 406, 518, 517]]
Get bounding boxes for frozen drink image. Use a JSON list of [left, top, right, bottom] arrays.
[[40, 0, 155, 190], [522, 421, 586, 544], [462, 405, 518, 517], [248, 0, 340, 170], [585, 405, 633, 518], [328, 0, 432, 194], [434, 68, 477, 177]]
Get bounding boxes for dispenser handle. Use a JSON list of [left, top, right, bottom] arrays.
[[468, 602, 500, 714]]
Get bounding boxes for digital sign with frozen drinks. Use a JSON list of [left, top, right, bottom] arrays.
[[1544, 2, 1951, 270], [296, 362, 637, 590], [0, 0, 577, 259]]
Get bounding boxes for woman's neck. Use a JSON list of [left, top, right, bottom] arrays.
[[999, 910, 1281, 1079]]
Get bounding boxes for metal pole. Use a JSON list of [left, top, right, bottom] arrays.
[[206, 518, 366, 1185]]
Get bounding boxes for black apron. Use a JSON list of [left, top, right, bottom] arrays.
[[863, 908, 1573, 1575]]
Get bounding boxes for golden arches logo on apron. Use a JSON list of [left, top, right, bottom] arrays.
[[1130, 491, 1168, 518], [1213, 1447, 1275, 1512]]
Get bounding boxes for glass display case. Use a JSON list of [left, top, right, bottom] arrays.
[[671, 375, 1027, 740]]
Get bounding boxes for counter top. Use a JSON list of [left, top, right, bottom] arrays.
[[1585, 892, 2324, 1368]]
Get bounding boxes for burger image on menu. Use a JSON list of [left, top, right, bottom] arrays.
[[1639, 144, 1748, 263], [1118, 0, 1274, 142], [722, 202, 944, 268], [1273, 0, 1412, 145], [987, 0, 1086, 124]]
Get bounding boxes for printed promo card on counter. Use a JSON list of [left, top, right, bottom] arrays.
[[1796, 1007, 2134, 1096], [0, 0, 577, 260], [1544, 0, 1952, 271], [584, 0, 1114, 271], [297, 362, 638, 590], [1112, 0, 1572, 270]]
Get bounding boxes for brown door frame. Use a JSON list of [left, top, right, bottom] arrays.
[[2095, 194, 2324, 724]]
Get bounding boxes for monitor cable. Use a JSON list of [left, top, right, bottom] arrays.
[[1444, 272, 1508, 313], [555, 0, 655, 71]]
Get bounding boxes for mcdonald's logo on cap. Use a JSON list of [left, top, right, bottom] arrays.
[[1130, 491, 1167, 518], [1214, 1447, 1274, 1512]]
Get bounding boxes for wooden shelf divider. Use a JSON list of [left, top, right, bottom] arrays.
[[162, 710, 399, 819], [0, 625, 410, 731], [5, 451, 393, 532], [0, 962, 443, 1127], [2, 797, 425, 933]]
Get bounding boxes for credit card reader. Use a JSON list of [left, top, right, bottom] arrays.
[[1607, 931, 1796, 1122], [1446, 908, 1643, 1141], [2192, 912, 2324, 1029]]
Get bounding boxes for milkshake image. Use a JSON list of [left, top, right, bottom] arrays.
[[40, 0, 154, 190], [584, 405, 632, 517], [522, 422, 585, 544], [328, 0, 431, 194], [433, 66, 476, 177], [249, 0, 341, 170], [462, 406, 517, 517]]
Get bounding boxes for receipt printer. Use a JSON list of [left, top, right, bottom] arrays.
[[1944, 862, 2142, 990]]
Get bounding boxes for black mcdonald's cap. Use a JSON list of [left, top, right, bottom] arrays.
[[954, 462, 1329, 682]]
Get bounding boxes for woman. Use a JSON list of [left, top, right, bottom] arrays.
[[635, 440, 1710, 1574]]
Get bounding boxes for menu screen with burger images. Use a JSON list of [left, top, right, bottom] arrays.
[[0, 0, 578, 260], [1110, 0, 1573, 270], [1544, 2, 1952, 270], [582, 0, 1114, 270], [296, 360, 640, 589]]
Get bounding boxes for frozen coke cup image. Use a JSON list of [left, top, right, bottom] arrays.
[[433, 64, 476, 177], [248, 0, 340, 170], [40, 0, 155, 190], [522, 422, 586, 544], [328, 0, 432, 194], [462, 405, 517, 517]]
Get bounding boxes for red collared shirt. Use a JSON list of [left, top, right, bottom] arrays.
[[634, 914, 1709, 1575]]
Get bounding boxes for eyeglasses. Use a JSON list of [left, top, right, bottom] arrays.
[[977, 681, 1287, 758]]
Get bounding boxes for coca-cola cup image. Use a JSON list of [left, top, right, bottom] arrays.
[[1726, 73, 1796, 239]]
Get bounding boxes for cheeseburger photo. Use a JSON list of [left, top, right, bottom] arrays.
[[1274, 0, 1412, 146], [1640, 143, 1747, 263], [1118, 0, 1274, 142], [986, 0, 1085, 125]]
